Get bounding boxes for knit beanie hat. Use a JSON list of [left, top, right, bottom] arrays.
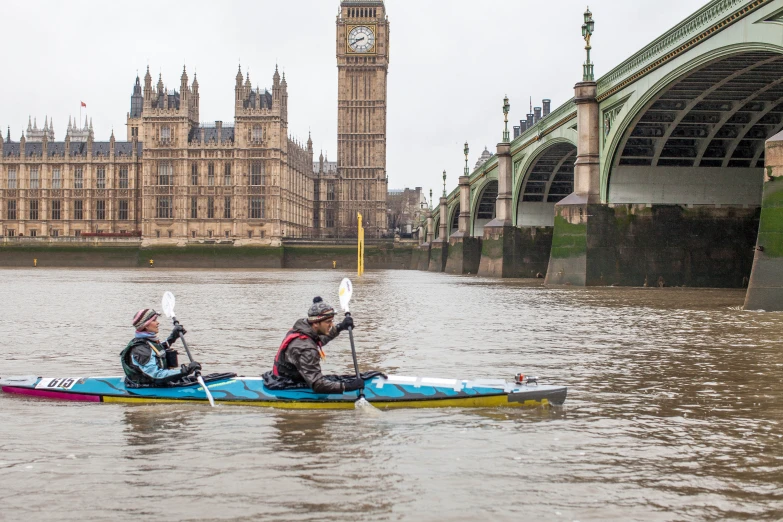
[[307, 296, 336, 323], [132, 309, 159, 332]]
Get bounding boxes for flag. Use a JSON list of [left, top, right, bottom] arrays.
[[80, 101, 86, 108]]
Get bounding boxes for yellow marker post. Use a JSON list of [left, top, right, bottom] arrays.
[[357, 212, 364, 277], [332, 260, 336, 269], [33, 258, 37, 267], [149, 259, 154, 268]]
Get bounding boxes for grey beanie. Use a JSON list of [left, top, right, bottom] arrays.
[[307, 296, 336, 323]]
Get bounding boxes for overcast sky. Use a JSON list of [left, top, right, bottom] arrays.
[[1, 0, 709, 194]]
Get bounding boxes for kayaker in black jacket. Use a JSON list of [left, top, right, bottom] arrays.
[[267, 297, 363, 394], [120, 308, 201, 387]]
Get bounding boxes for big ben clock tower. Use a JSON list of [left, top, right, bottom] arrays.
[[336, 0, 389, 237]]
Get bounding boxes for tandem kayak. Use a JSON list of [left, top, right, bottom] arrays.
[[0, 373, 567, 409]]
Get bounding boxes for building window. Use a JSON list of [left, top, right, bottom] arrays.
[[156, 230, 161, 238], [168, 230, 173, 238], [8, 168, 17, 189], [326, 209, 335, 228], [74, 200, 83, 220], [131, 127, 138, 138], [51, 200, 62, 220], [29, 200, 39, 220], [30, 167, 40, 189], [157, 197, 173, 219], [225, 230, 230, 238], [250, 197, 264, 219], [207, 163, 215, 186], [7, 200, 17, 220], [96, 200, 106, 220], [161, 125, 171, 143], [250, 161, 264, 186], [208, 230, 213, 238], [190, 196, 198, 219], [119, 166, 129, 189], [74, 167, 83, 189], [191, 230, 196, 239], [96, 166, 106, 189], [224, 163, 231, 186], [74, 229, 81, 237], [224, 197, 231, 219], [52, 167, 62, 189], [118, 200, 129, 220], [207, 196, 214, 219], [327, 181, 335, 201], [30, 229, 37, 237], [7, 229, 15, 237], [52, 229, 59, 238], [191, 163, 198, 185], [158, 162, 173, 185], [252, 125, 262, 142], [247, 230, 253, 238]]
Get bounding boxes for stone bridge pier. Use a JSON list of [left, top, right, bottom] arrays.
[[745, 132, 783, 310], [445, 176, 482, 274], [428, 196, 449, 272]]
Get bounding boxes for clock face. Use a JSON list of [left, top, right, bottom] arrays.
[[348, 26, 375, 53]]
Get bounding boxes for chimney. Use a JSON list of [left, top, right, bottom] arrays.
[[526, 113, 534, 128], [520, 120, 528, 133], [215, 121, 222, 145], [513, 126, 520, 139], [534, 107, 542, 123], [543, 99, 551, 117]]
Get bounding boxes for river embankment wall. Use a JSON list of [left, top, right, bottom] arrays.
[[0, 241, 415, 270]]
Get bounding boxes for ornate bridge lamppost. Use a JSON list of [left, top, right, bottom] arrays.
[[464, 142, 470, 176], [582, 7, 595, 81], [442, 170, 447, 197], [429, 188, 433, 210], [502, 95, 511, 143]]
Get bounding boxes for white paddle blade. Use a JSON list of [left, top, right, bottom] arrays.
[[161, 291, 176, 318], [338, 278, 353, 312]]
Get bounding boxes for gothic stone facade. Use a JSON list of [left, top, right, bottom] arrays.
[[336, 0, 390, 238], [0, 65, 339, 244], [0, 1, 391, 242]]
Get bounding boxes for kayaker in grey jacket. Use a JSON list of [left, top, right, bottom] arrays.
[[120, 308, 201, 387], [268, 297, 363, 394]]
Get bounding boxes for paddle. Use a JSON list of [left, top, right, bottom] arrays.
[[161, 291, 215, 407], [338, 277, 373, 410]]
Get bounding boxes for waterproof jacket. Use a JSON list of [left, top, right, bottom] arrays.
[[120, 337, 184, 387], [274, 318, 344, 394]]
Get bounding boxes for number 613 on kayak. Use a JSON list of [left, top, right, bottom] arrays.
[[35, 378, 82, 390]]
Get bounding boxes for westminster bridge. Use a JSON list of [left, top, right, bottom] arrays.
[[414, 0, 783, 311]]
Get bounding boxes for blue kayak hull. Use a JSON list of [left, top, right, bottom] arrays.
[[0, 374, 567, 409]]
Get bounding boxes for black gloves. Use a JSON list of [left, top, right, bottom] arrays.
[[336, 315, 355, 333], [343, 378, 365, 392], [166, 324, 187, 345], [180, 361, 202, 376]]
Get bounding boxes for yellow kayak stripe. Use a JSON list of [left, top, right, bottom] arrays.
[[102, 395, 549, 409]]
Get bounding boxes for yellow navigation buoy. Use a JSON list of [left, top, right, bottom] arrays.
[[33, 258, 37, 267], [149, 259, 154, 268]]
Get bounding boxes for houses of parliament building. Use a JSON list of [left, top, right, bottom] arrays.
[[0, 0, 389, 244]]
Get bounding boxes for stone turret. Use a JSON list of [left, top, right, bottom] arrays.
[[180, 65, 189, 101], [144, 66, 152, 102]]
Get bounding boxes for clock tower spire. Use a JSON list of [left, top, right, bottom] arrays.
[[336, 0, 389, 238]]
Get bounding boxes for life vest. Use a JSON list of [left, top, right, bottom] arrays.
[[273, 331, 325, 377], [120, 339, 171, 385]]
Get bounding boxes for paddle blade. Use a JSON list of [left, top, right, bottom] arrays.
[[338, 278, 353, 312], [161, 291, 176, 318]]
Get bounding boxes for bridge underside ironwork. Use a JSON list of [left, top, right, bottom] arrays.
[[473, 180, 498, 237], [610, 51, 783, 206], [517, 143, 576, 227]]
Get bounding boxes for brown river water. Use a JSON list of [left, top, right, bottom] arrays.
[[0, 268, 782, 521]]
